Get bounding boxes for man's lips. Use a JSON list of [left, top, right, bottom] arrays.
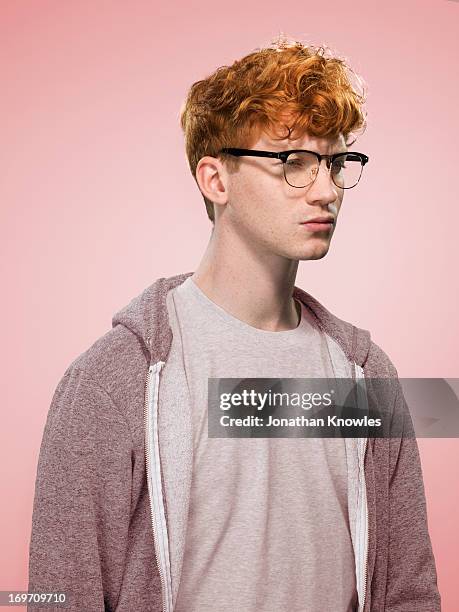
[[300, 218, 335, 231]]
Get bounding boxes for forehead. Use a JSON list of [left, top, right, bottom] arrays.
[[255, 127, 347, 152]]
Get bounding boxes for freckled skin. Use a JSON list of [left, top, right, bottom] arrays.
[[193, 127, 351, 330], [223, 131, 345, 262]]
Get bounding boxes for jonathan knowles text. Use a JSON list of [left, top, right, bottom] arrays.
[[220, 414, 382, 428]]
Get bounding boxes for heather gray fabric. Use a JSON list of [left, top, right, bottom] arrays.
[[161, 277, 357, 611], [27, 271, 441, 611]]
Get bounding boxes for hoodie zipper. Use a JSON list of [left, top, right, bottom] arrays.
[[144, 360, 173, 612], [355, 363, 369, 612]]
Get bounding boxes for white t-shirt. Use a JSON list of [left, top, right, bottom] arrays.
[[161, 276, 357, 612]]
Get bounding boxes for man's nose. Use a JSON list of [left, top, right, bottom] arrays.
[[306, 159, 339, 201]]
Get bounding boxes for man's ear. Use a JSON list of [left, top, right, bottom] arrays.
[[195, 156, 229, 206]]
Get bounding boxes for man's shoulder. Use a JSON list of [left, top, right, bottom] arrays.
[[66, 324, 147, 385], [55, 324, 147, 442], [296, 284, 401, 378], [364, 337, 399, 378]]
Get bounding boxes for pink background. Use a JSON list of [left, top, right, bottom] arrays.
[[1, 0, 458, 608]]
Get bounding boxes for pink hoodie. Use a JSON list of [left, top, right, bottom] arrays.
[[28, 271, 441, 611]]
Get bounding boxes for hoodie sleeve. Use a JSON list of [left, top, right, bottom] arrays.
[[27, 367, 134, 612], [384, 380, 442, 611]]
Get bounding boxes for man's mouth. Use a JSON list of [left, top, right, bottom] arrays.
[[300, 217, 334, 232]]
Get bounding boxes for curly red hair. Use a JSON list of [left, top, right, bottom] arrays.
[[180, 35, 368, 223]]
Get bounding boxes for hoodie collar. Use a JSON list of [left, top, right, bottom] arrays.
[[112, 272, 372, 369]]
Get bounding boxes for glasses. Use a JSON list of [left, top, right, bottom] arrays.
[[219, 148, 369, 190]]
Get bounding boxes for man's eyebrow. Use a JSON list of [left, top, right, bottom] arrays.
[[262, 141, 350, 155], [274, 147, 350, 155], [262, 141, 287, 150]]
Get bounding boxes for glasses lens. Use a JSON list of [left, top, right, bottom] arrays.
[[330, 154, 364, 189], [284, 152, 319, 188], [284, 152, 364, 189]]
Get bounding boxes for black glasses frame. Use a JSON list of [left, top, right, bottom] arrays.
[[219, 148, 369, 189]]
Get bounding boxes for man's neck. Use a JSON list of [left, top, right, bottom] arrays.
[[191, 228, 301, 332]]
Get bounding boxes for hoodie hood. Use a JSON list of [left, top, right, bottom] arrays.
[[112, 271, 372, 370]]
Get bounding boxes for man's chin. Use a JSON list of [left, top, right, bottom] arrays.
[[299, 250, 329, 261], [268, 237, 331, 261], [296, 241, 331, 261]]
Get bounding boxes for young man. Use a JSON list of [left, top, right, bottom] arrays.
[[28, 38, 441, 611]]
